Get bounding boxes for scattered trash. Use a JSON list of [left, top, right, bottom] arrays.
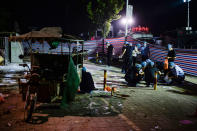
[[7, 122, 12, 127], [150, 125, 162, 131], [0, 63, 29, 73], [0, 93, 5, 103], [118, 103, 122, 107], [179, 120, 193, 125], [103, 112, 111, 115], [88, 102, 98, 109], [90, 90, 111, 97], [103, 106, 109, 110], [104, 86, 112, 92], [154, 125, 160, 129], [162, 86, 172, 89]]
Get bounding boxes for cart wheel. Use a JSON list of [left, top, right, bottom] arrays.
[[25, 99, 35, 122]]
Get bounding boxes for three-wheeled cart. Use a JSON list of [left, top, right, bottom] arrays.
[[9, 30, 84, 121]]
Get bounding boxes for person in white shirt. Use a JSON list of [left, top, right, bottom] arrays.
[[164, 62, 185, 84], [132, 45, 140, 67]]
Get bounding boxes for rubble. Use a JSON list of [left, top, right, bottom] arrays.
[[0, 63, 29, 73], [0, 93, 5, 103]]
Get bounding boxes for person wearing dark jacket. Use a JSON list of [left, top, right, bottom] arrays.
[[120, 42, 134, 73], [107, 43, 114, 66], [144, 62, 160, 87], [80, 67, 97, 93], [141, 42, 150, 61], [167, 44, 176, 62], [125, 64, 142, 87]]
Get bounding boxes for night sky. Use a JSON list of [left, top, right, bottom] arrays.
[[2, 0, 197, 36]]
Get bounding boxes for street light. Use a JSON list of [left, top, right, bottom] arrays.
[[183, 0, 192, 31], [125, 0, 129, 37], [121, 17, 134, 25]]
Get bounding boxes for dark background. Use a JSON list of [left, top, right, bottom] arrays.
[[1, 0, 197, 36]]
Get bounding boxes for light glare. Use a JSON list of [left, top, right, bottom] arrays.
[[121, 18, 134, 25]]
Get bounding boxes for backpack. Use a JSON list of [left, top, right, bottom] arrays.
[[164, 58, 168, 70]]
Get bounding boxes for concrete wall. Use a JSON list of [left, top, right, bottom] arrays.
[[11, 41, 23, 63]]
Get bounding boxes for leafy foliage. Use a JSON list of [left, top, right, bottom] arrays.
[[86, 0, 124, 37]]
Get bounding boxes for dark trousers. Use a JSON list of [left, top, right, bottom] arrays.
[[107, 55, 112, 66], [122, 56, 132, 73], [173, 75, 185, 83], [142, 55, 148, 61], [132, 56, 136, 67]]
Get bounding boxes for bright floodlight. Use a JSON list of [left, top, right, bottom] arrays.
[[183, 0, 191, 2], [121, 18, 127, 24], [128, 18, 134, 24], [121, 18, 134, 25]]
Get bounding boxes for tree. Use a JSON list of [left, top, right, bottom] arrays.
[[86, 0, 124, 38], [0, 8, 12, 32]]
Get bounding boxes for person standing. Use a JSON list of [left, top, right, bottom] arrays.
[[120, 43, 127, 73], [107, 42, 114, 67], [167, 44, 176, 62], [141, 42, 150, 61], [120, 42, 133, 73], [132, 45, 140, 67]]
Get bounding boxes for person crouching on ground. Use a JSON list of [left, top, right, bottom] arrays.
[[144, 62, 161, 87], [80, 67, 97, 93], [164, 62, 185, 85], [125, 64, 143, 87], [140, 61, 147, 80]]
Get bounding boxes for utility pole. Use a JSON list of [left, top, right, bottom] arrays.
[[125, 0, 129, 37], [187, 0, 190, 30], [124, 0, 129, 44], [184, 0, 191, 31]]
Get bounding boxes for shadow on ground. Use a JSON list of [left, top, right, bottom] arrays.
[[167, 89, 197, 96], [28, 116, 48, 124]]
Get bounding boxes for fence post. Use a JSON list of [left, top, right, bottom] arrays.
[[154, 71, 158, 90], [104, 70, 107, 90], [96, 52, 98, 63]]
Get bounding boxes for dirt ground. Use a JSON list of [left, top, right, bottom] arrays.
[[0, 61, 197, 131]]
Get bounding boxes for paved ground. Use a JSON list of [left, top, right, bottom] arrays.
[[85, 62, 197, 131], [0, 90, 133, 131], [0, 61, 197, 131]]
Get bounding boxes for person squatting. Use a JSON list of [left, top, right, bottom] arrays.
[[122, 42, 185, 87]]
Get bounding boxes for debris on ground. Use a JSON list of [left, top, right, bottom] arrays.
[[162, 86, 172, 89], [7, 122, 12, 127], [179, 120, 193, 125], [0, 63, 29, 73], [150, 125, 162, 131], [0, 93, 5, 103], [90, 90, 111, 97]]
